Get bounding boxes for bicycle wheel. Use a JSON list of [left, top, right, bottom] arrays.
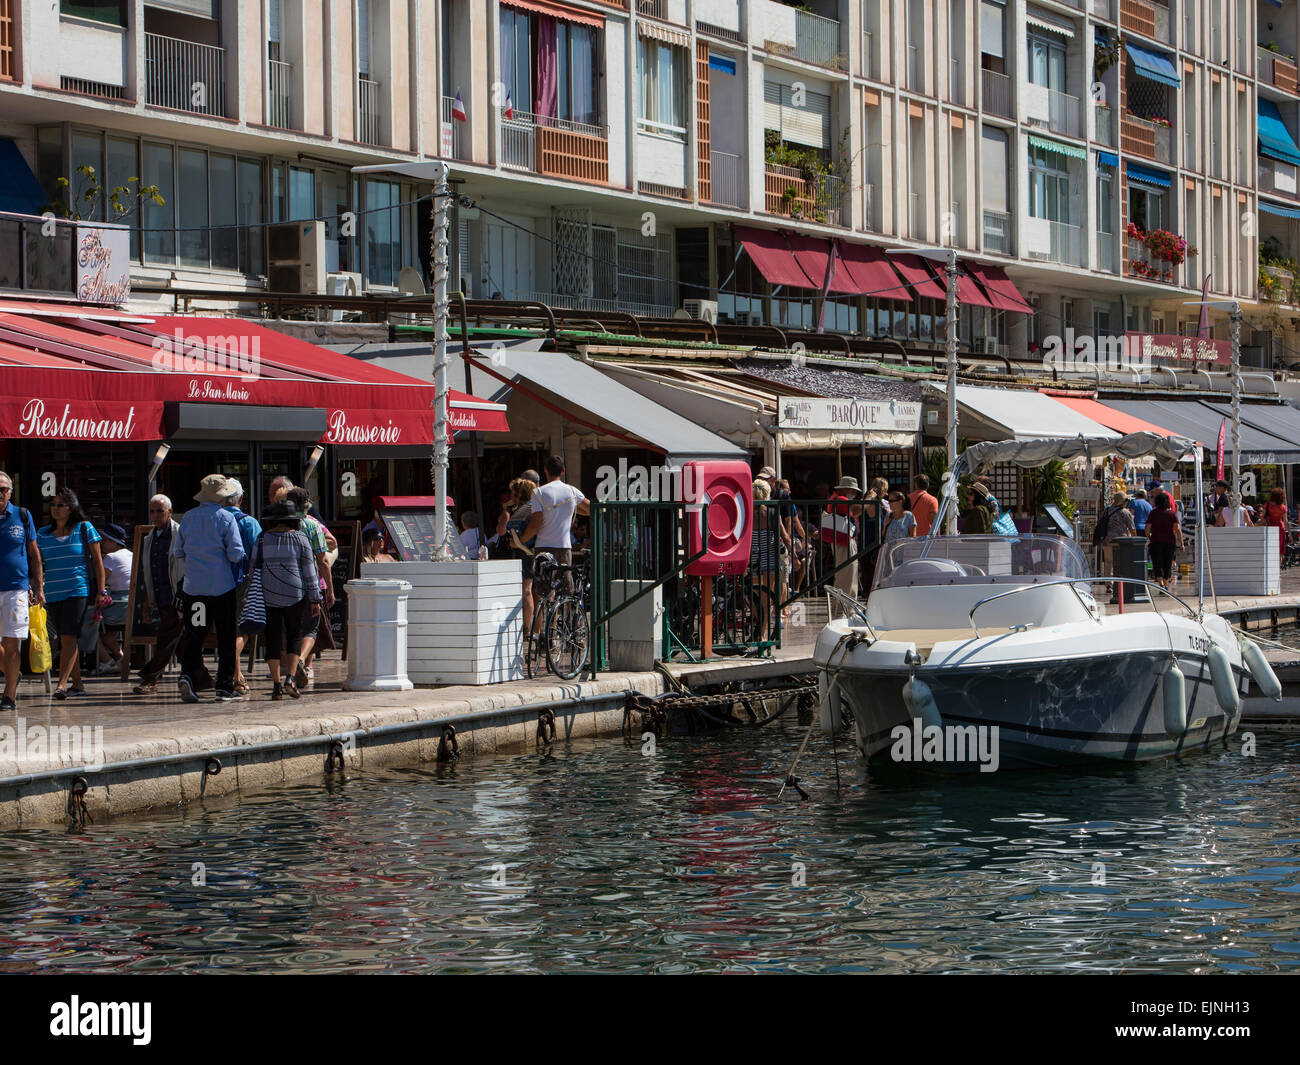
[[524, 600, 546, 679], [546, 596, 590, 679]]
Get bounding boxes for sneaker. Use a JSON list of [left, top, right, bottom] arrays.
[[133, 681, 158, 695], [215, 688, 244, 702], [93, 659, 120, 676], [178, 676, 198, 704], [271, 682, 285, 701], [69, 687, 87, 697], [53, 688, 67, 701], [0, 696, 14, 712]]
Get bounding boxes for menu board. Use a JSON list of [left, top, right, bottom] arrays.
[[326, 521, 362, 653], [380, 509, 466, 561]]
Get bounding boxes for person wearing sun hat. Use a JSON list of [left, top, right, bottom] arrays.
[[822, 475, 864, 596], [89, 522, 133, 674], [174, 474, 246, 703], [255, 500, 321, 700]]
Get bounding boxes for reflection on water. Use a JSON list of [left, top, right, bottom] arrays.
[[1, 725, 1299, 973]]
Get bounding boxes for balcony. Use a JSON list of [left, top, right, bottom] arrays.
[[637, 0, 666, 17], [440, 95, 470, 160], [267, 59, 293, 129], [795, 10, 843, 68], [1, 0, 14, 80], [862, 29, 875, 80], [982, 69, 1012, 118], [863, 183, 880, 232], [983, 209, 1012, 255], [1122, 113, 1172, 164], [1126, 237, 1174, 283], [709, 150, 746, 209], [764, 163, 846, 226], [1097, 230, 1117, 273], [1125, 227, 1188, 284], [1047, 89, 1081, 138], [145, 32, 226, 116], [357, 76, 381, 145], [1025, 217, 1084, 266], [1259, 263, 1297, 304], [1095, 104, 1114, 146], [1120, 0, 1169, 44], [1259, 46, 1300, 95], [502, 112, 609, 185], [1260, 156, 1300, 199]]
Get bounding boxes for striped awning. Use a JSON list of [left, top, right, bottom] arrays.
[[1028, 134, 1086, 161], [1127, 162, 1171, 190], [638, 20, 691, 47], [1259, 199, 1300, 219], [1098, 150, 1119, 168], [1026, 9, 1075, 39]]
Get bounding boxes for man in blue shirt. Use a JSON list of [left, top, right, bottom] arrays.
[[174, 474, 246, 702], [1128, 488, 1153, 533], [0, 471, 43, 712]]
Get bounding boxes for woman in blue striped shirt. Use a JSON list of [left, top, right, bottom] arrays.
[[35, 488, 106, 699], [255, 501, 322, 700]]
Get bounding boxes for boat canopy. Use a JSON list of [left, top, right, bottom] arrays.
[[957, 431, 1198, 473], [875, 534, 1091, 590]]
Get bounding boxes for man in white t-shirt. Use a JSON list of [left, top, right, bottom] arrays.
[[521, 456, 589, 608]]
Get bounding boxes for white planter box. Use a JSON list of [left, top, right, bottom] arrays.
[[361, 560, 524, 685], [344, 577, 415, 691], [1198, 526, 1281, 597]]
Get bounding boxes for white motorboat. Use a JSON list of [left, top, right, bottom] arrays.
[[813, 432, 1283, 771]]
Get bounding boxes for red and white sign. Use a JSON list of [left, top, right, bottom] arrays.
[[1216, 419, 1226, 482], [1126, 332, 1233, 365], [75, 224, 131, 306]]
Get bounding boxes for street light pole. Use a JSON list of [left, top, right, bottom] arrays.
[[430, 161, 452, 561], [943, 249, 959, 534], [1229, 302, 1242, 511]]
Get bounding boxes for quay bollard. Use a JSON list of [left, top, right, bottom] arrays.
[[344, 578, 415, 691]]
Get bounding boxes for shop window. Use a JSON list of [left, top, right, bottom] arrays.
[[364, 178, 401, 286]]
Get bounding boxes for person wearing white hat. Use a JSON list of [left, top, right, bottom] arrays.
[[822, 476, 864, 597], [174, 474, 246, 702]]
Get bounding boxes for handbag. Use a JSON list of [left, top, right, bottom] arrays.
[[237, 542, 267, 635], [993, 510, 1019, 537], [28, 602, 51, 673]]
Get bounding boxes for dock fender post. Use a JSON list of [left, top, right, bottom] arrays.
[[1162, 658, 1187, 737], [1207, 644, 1241, 717], [1239, 638, 1283, 702], [902, 675, 942, 731]]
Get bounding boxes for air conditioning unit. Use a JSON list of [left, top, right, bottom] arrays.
[[681, 299, 719, 323], [269, 221, 327, 294], [972, 337, 1001, 356], [326, 271, 364, 322]]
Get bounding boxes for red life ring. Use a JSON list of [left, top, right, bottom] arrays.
[[683, 461, 753, 576]]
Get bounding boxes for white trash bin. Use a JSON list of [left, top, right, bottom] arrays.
[[344, 578, 415, 691]]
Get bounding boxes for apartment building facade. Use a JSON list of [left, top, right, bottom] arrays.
[[2, 0, 1297, 364]]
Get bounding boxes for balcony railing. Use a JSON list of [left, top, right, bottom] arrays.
[[1046, 89, 1081, 138], [1259, 46, 1300, 94], [909, 191, 924, 239], [709, 150, 746, 209], [267, 58, 292, 129], [1122, 113, 1171, 163], [637, 0, 666, 17], [1027, 219, 1083, 266], [795, 9, 843, 68], [982, 69, 1012, 118], [500, 111, 609, 184], [1260, 264, 1296, 304], [1097, 231, 1117, 273], [764, 163, 847, 225], [983, 209, 1011, 255], [1126, 236, 1177, 283], [1095, 104, 1114, 146], [145, 32, 225, 116], [863, 182, 880, 232], [521, 289, 678, 319], [862, 29, 876, 80], [441, 95, 469, 160], [357, 75, 381, 145]]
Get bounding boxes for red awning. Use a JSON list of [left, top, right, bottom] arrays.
[[500, 0, 603, 30], [1047, 395, 1189, 439], [735, 225, 817, 288], [835, 242, 912, 301], [0, 312, 509, 443], [786, 233, 859, 295], [966, 263, 1033, 313], [888, 254, 947, 301]]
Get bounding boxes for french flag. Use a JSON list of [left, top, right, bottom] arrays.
[[504, 92, 514, 120], [451, 89, 467, 122]]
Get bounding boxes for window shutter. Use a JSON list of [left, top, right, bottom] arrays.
[[357, 0, 371, 75]]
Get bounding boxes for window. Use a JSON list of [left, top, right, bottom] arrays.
[[177, 147, 209, 268], [1028, 35, 1066, 92], [1097, 168, 1113, 233], [638, 39, 686, 137], [364, 178, 400, 286], [500, 7, 533, 115], [142, 143, 175, 264], [557, 22, 600, 127], [1128, 186, 1166, 231], [60, 0, 127, 26], [288, 166, 314, 221], [356, 0, 371, 76], [1028, 146, 1070, 222]]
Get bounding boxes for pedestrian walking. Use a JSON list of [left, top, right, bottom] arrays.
[[505, 476, 539, 630], [174, 474, 246, 702], [881, 491, 918, 542], [91, 523, 133, 674], [1128, 488, 1153, 533], [35, 487, 106, 700], [279, 486, 334, 687], [222, 479, 263, 695], [1263, 488, 1289, 562], [134, 494, 185, 695], [255, 501, 322, 700], [0, 470, 43, 712], [1146, 492, 1183, 590], [908, 475, 939, 537]]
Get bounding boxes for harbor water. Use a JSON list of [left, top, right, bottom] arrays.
[[2, 722, 1299, 974]]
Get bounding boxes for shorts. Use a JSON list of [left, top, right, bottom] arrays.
[[518, 550, 534, 581], [0, 588, 30, 639], [100, 591, 129, 627], [47, 596, 90, 641]]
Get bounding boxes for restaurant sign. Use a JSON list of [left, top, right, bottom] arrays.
[[75, 223, 131, 306], [1126, 332, 1232, 366], [777, 396, 923, 433]]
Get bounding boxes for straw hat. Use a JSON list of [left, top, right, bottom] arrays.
[[970, 481, 991, 499], [194, 474, 231, 504], [834, 476, 863, 495]]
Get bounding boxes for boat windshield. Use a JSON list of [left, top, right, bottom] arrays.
[[872, 535, 1092, 590]]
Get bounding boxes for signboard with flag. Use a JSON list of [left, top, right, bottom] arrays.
[[1216, 418, 1226, 481], [451, 89, 467, 122]]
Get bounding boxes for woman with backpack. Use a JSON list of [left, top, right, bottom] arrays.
[[35, 488, 107, 699]]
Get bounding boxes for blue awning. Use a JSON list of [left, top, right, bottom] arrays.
[[1259, 199, 1300, 219], [708, 53, 736, 75], [1127, 162, 1171, 189], [1125, 41, 1181, 87], [1258, 99, 1300, 167], [0, 139, 49, 216], [1098, 151, 1118, 168]]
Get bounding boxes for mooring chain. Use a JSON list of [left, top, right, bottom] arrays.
[[537, 709, 557, 746], [437, 724, 460, 763], [67, 777, 93, 828]]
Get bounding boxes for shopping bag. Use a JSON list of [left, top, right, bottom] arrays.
[[28, 602, 52, 673], [237, 552, 267, 635]]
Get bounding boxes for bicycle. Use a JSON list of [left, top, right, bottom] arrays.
[[523, 551, 592, 680]]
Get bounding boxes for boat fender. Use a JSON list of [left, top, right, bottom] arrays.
[[902, 676, 942, 731], [1207, 644, 1241, 717], [818, 674, 841, 734], [1162, 659, 1186, 737], [1240, 639, 1283, 702]]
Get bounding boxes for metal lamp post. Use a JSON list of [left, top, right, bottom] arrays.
[[889, 247, 960, 533], [429, 161, 452, 561], [1185, 299, 1242, 506]]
